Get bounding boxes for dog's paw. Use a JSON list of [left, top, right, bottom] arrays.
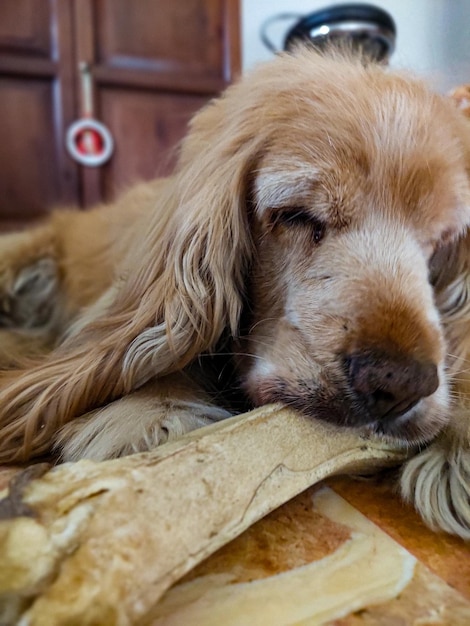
[[56, 394, 232, 462], [400, 441, 470, 540], [0, 258, 58, 329]]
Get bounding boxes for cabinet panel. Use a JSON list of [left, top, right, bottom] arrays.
[[98, 88, 208, 200], [0, 0, 78, 229], [93, 0, 226, 79], [0, 78, 78, 222], [76, 0, 239, 207], [0, 0, 53, 59]]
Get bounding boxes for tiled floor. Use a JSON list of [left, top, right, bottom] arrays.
[[146, 477, 470, 625]]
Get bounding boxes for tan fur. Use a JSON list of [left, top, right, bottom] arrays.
[[450, 84, 470, 118], [1, 48, 470, 539], [0, 179, 166, 364]]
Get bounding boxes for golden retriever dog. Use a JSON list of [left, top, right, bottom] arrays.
[[0, 48, 470, 540]]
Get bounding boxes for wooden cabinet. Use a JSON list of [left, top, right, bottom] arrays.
[[0, 0, 78, 226], [0, 0, 240, 228]]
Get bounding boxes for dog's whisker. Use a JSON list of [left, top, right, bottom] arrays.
[[236, 336, 276, 349], [196, 351, 268, 363], [248, 318, 279, 334], [446, 352, 470, 365]]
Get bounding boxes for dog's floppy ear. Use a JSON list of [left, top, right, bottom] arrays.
[[117, 90, 267, 388], [430, 94, 470, 349], [430, 99, 470, 331], [0, 83, 266, 461], [402, 227, 470, 539], [430, 228, 470, 359]]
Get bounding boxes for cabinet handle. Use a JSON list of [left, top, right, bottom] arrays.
[[79, 62, 94, 117], [65, 63, 114, 167]]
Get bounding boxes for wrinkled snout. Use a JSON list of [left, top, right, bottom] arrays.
[[346, 351, 439, 421]]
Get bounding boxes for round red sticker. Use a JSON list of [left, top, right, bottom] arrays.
[[66, 118, 114, 167]]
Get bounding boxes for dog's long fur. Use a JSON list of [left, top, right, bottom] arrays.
[[0, 179, 167, 366], [1, 49, 470, 539]]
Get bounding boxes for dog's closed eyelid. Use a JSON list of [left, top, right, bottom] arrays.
[[270, 208, 327, 243], [275, 208, 311, 225]]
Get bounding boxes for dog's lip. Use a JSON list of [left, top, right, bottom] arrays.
[[246, 376, 447, 444], [363, 403, 444, 446]]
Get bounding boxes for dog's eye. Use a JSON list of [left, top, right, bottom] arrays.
[[275, 209, 326, 244]]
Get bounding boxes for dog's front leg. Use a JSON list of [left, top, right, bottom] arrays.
[[55, 373, 232, 462]]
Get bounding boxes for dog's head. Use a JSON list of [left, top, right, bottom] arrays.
[[225, 52, 470, 445], [130, 48, 470, 445]]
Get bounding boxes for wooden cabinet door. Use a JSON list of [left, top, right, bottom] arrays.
[[0, 0, 240, 225], [74, 0, 240, 205], [0, 0, 79, 228]]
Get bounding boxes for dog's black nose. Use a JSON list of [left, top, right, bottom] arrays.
[[347, 352, 439, 420]]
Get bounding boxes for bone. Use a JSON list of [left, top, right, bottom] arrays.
[[0, 405, 408, 626]]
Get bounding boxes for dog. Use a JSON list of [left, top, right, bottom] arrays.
[[0, 48, 469, 540]]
